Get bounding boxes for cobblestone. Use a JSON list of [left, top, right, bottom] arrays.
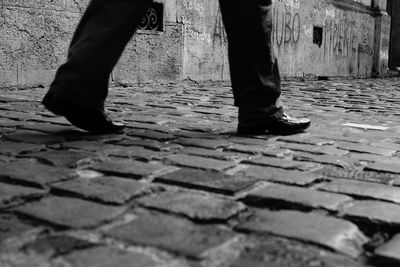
[[0, 161, 76, 188], [106, 210, 236, 258], [375, 234, 400, 263], [320, 179, 400, 204], [235, 209, 368, 258], [14, 196, 127, 228], [344, 201, 400, 226], [51, 176, 152, 204], [154, 168, 258, 195], [0, 183, 45, 208], [164, 154, 236, 171], [2, 78, 400, 266], [90, 159, 177, 179], [137, 190, 245, 222], [238, 166, 324, 186], [62, 246, 158, 267], [243, 183, 353, 211], [0, 213, 36, 242]]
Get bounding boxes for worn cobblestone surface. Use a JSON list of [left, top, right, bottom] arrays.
[[1, 78, 400, 266]]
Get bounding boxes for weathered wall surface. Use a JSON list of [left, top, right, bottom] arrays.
[[176, 0, 229, 83], [0, 0, 391, 88], [273, 0, 376, 78], [0, 0, 184, 87], [177, 0, 384, 81]]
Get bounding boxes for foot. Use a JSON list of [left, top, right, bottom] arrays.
[[42, 92, 125, 134], [237, 111, 311, 135]]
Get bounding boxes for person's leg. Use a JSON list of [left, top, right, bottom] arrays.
[[43, 0, 153, 133], [219, 0, 310, 135]]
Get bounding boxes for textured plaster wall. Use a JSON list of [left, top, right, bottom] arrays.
[[274, 0, 376, 78], [178, 0, 384, 81], [0, 0, 391, 88], [0, 0, 184, 87], [177, 0, 229, 83]]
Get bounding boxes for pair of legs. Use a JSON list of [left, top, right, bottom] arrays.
[[43, 0, 310, 134]]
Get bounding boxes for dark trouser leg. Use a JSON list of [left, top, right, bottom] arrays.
[[219, 0, 283, 125], [47, 0, 153, 109]]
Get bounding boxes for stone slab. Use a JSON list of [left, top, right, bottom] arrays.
[[236, 210, 367, 258], [365, 161, 400, 174], [90, 160, 176, 179], [375, 234, 400, 262], [154, 168, 257, 195], [14, 196, 126, 228], [63, 246, 158, 267], [0, 141, 44, 156], [0, 162, 75, 187], [137, 190, 245, 221], [0, 183, 45, 208], [243, 157, 321, 171], [0, 213, 36, 242], [344, 201, 400, 226], [106, 210, 236, 258], [164, 154, 236, 171], [239, 166, 323, 186], [321, 179, 400, 204], [243, 183, 352, 211], [52, 176, 151, 204]]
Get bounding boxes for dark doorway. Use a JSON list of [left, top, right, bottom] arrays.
[[388, 0, 400, 68]]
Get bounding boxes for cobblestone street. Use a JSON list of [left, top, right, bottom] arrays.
[[1, 78, 400, 267]]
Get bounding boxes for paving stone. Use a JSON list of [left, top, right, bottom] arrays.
[[180, 146, 247, 161], [173, 138, 231, 149], [365, 160, 400, 174], [21, 150, 95, 168], [278, 135, 335, 145], [20, 124, 79, 134], [127, 129, 175, 141], [0, 141, 45, 156], [344, 201, 400, 226], [164, 154, 236, 171], [243, 183, 352, 211], [281, 143, 349, 156], [154, 168, 257, 195], [0, 162, 76, 187], [22, 235, 94, 257], [137, 190, 245, 221], [14, 196, 126, 228], [0, 213, 36, 242], [375, 234, 400, 262], [105, 210, 236, 258], [63, 246, 158, 267], [225, 144, 283, 156], [230, 237, 366, 267], [58, 141, 131, 155], [235, 210, 368, 258], [0, 183, 46, 208], [242, 157, 321, 171], [91, 159, 176, 179], [337, 142, 396, 156], [51, 176, 151, 204], [5, 131, 66, 144], [293, 152, 353, 168], [238, 166, 323, 186], [114, 137, 181, 152], [320, 179, 400, 204]]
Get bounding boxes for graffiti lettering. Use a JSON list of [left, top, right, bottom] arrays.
[[273, 10, 301, 47], [323, 18, 356, 57]]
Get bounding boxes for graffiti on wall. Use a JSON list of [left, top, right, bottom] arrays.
[[273, 0, 301, 48]]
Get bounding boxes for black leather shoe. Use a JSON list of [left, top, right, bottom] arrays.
[[42, 92, 125, 134], [237, 111, 311, 135]]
